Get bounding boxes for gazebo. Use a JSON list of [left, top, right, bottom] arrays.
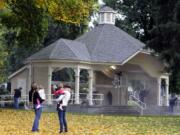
[[9, 6, 169, 107]]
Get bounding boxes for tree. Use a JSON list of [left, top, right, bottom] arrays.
[[148, 0, 180, 93], [0, 0, 97, 74], [42, 0, 96, 24], [105, 0, 180, 93], [0, 0, 48, 73], [0, 24, 8, 82], [104, 0, 155, 42]]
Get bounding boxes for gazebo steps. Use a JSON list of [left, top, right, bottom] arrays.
[[143, 105, 180, 115], [43, 104, 140, 115]]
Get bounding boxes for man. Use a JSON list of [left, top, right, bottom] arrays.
[[169, 93, 178, 113], [14, 87, 22, 109], [56, 84, 71, 133]]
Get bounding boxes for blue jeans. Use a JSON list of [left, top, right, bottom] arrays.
[[169, 104, 174, 113], [14, 97, 19, 109], [32, 106, 42, 131], [58, 107, 67, 132]]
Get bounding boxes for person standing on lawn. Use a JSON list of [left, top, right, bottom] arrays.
[[14, 87, 22, 109], [56, 84, 71, 134], [169, 93, 178, 113], [29, 82, 45, 132]]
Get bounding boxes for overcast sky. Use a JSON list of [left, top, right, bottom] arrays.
[[98, 0, 105, 5]]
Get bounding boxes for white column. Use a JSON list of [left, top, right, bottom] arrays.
[[47, 66, 52, 104], [28, 65, 32, 90], [88, 69, 93, 105], [74, 67, 80, 104], [27, 65, 32, 105], [165, 77, 169, 106], [157, 78, 161, 106]]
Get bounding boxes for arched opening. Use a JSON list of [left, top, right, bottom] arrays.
[[106, 91, 112, 105], [51, 67, 90, 103]]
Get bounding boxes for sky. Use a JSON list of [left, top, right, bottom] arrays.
[[98, 0, 105, 5], [88, 0, 104, 28]]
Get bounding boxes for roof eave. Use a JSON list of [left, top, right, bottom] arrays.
[[25, 59, 124, 66], [121, 50, 142, 65], [8, 66, 27, 79]]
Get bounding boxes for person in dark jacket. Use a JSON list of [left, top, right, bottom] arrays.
[[29, 82, 44, 132], [14, 87, 22, 109], [169, 93, 178, 113]]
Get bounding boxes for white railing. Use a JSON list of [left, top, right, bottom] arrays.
[[129, 93, 146, 115], [50, 93, 104, 106], [0, 92, 104, 107], [0, 95, 29, 108]]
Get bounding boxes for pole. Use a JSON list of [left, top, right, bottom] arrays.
[[118, 76, 120, 105], [118, 86, 120, 105]]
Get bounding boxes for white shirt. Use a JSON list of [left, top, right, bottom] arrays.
[[38, 89, 46, 100], [56, 89, 71, 106]]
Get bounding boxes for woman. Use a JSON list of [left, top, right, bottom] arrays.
[[56, 84, 71, 133], [29, 82, 44, 132]]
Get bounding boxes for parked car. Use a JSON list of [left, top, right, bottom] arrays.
[[0, 82, 11, 95]]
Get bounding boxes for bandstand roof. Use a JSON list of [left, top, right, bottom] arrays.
[[27, 6, 146, 65], [27, 24, 145, 64], [27, 39, 91, 61]]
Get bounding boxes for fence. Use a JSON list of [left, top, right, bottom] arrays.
[[0, 92, 104, 108]]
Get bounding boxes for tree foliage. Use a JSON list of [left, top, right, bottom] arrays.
[[104, 0, 155, 42], [0, 24, 8, 82], [105, 0, 180, 93], [39, 0, 96, 24], [0, 0, 97, 75], [0, 0, 48, 73], [148, 0, 180, 93]]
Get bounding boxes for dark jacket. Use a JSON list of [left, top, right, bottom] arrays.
[[169, 97, 177, 106], [29, 90, 44, 105], [14, 89, 21, 98]]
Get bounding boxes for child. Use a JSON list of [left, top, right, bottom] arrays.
[[36, 85, 46, 109], [54, 83, 65, 110], [36, 98, 41, 109], [38, 85, 46, 100]]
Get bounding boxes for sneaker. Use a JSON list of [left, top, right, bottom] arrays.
[[59, 131, 63, 134], [32, 129, 40, 132]]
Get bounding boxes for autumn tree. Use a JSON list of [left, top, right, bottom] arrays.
[[0, 0, 97, 74]]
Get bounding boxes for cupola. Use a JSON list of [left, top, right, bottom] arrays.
[[99, 6, 116, 25]]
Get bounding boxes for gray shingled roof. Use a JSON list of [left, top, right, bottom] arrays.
[[76, 24, 144, 63], [27, 39, 90, 61], [27, 24, 145, 64], [99, 6, 115, 13]]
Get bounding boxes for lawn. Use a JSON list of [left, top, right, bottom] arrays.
[[0, 109, 180, 135]]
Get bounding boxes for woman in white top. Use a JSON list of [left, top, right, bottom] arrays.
[[56, 84, 71, 134]]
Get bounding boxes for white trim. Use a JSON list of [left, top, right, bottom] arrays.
[[157, 77, 161, 106], [8, 66, 27, 79], [26, 59, 125, 66], [74, 67, 80, 104], [88, 69, 93, 105], [47, 66, 52, 104], [26, 49, 152, 66], [140, 50, 152, 55], [99, 11, 117, 14], [121, 50, 141, 65], [99, 12, 115, 25], [26, 50, 153, 69]]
